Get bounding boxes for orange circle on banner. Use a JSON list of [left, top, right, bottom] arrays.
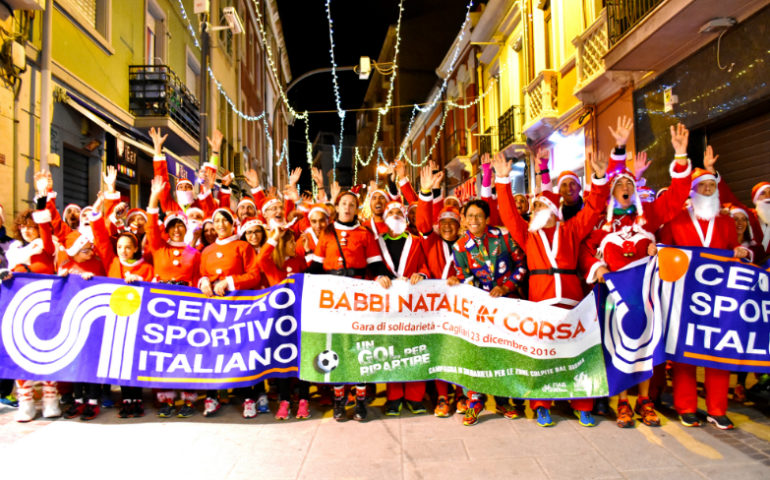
[[658, 247, 690, 282]]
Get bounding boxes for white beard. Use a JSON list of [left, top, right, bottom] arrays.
[[268, 218, 286, 231], [528, 209, 553, 232], [78, 225, 93, 241], [756, 200, 770, 226], [385, 216, 407, 236], [176, 190, 195, 207], [691, 192, 720, 220], [184, 219, 202, 245]]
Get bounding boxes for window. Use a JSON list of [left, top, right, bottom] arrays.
[[186, 48, 201, 100], [57, 0, 112, 51], [218, 0, 234, 58], [145, 0, 166, 65]]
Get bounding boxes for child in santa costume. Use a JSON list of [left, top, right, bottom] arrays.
[[493, 150, 610, 427]]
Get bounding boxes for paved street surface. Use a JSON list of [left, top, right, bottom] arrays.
[[1, 386, 769, 480]]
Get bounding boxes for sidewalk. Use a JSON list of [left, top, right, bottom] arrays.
[[1, 390, 769, 480]]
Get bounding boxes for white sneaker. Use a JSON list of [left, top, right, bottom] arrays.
[[42, 397, 62, 418], [243, 398, 257, 419], [202, 397, 220, 417], [15, 400, 36, 422]]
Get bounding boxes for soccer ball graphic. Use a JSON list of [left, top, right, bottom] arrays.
[[315, 349, 339, 373]]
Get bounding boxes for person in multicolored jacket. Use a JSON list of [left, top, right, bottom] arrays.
[[448, 199, 528, 426]]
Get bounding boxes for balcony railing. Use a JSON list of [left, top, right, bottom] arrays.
[[479, 127, 493, 157], [523, 70, 559, 133], [129, 65, 200, 138], [497, 105, 518, 149], [607, 0, 663, 47], [574, 9, 609, 92]]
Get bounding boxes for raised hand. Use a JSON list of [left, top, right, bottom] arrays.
[[311, 166, 324, 186], [670, 123, 689, 157], [244, 168, 260, 189], [394, 159, 407, 180], [608, 115, 633, 146], [150, 175, 166, 195], [149, 127, 168, 155], [480, 153, 491, 165], [221, 169, 233, 187], [289, 167, 302, 186], [300, 191, 313, 203], [589, 150, 609, 178], [704, 145, 719, 173], [207, 129, 224, 154], [103, 166, 117, 192], [34, 170, 49, 197], [330, 181, 341, 202], [632, 151, 652, 179], [491, 151, 512, 178], [420, 164, 434, 192], [432, 171, 445, 189]]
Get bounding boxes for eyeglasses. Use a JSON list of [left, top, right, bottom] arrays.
[[244, 230, 262, 236]]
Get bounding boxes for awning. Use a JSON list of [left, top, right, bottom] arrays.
[[60, 89, 197, 174]]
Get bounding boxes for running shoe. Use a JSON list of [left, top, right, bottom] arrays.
[[296, 399, 311, 419], [707, 415, 734, 430], [275, 400, 290, 420], [575, 410, 596, 427], [433, 396, 450, 418], [616, 401, 634, 428], [536, 407, 554, 427], [679, 412, 700, 427], [203, 397, 221, 417], [634, 398, 661, 427]]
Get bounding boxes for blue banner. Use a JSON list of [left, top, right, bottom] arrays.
[[0, 273, 302, 389], [597, 245, 770, 395]]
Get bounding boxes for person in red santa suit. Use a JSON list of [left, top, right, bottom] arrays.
[[145, 176, 202, 418], [296, 204, 330, 265], [149, 127, 218, 217], [197, 207, 264, 418], [580, 123, 693, 428], [658, 161, 749, 430], [92, 168, 155, 419], [3, 173, 61, 422], [365, 187, 390, 238], [493, 149, 610, 427], [413, 165, 475, 417], [308, 191, 389, 421], [57, 229, 107, 421], [372, 201, 430, 416], [257, 227, 312, 420]]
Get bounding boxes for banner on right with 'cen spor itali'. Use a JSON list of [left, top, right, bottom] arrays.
[[299, 276, 609, 400]]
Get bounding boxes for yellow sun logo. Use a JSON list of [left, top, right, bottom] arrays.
[[109, 286, 142, 317]]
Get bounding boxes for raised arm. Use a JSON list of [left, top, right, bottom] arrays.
[[492, 153, 528, 248]]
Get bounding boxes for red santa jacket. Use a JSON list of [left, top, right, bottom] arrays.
[[658, 208, 739, 251], [312, 221, 383, 275], [154, 154, 217, 217], [199, 234, 263, 291], [295, 226, 321, 266], [256, 240, 307, 286], [580, 160, 692, 280], [377, 233, 429, 278], [496, 174, 610, 305], [717, 179, 768, 256], [91, 211, 154, 282], [58, 257, 106, 277], [415, 192, 460, 279], [145, 209, 201, 286]]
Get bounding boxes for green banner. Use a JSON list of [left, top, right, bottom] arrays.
[[299, 276, 609, 399]]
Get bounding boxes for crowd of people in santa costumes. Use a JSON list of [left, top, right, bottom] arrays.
[[1, 116, 769, 430]]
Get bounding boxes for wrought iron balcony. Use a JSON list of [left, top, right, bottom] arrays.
[[497, 105, 518, 149], [479, 127, 493, 157], [128, 65, 200, 139], [606, 0, 663, 47]]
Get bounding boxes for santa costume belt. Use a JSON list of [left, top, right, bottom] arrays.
[[530, 268, 578, 276], [159, 280, 190, 286], [327, 267, 367, 278]]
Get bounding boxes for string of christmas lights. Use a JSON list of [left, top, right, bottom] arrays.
[[324, 0, 346, 181]]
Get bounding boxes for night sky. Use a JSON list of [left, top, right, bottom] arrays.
[[276, 0, 472, 187]]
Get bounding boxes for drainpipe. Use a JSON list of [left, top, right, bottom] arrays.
[[39, 0, 53, 170]]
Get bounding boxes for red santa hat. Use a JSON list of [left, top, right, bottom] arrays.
[[238, 216, 264, 236], [690, 168, 718, 190], [444, 195, 463, 207], [64, 231, 92, 257], [383, 201, 405, 219], [185, 207, 205, 219], [368, 189, 389, 207], [176, 178, 193, 190], [62, 203, 81, 218], [729, 204, 754, 239], [211, 207, 235, 224], [237, 196, 256, 211], [557, 170, 582, 190], [308, 203, 330, 218], [605, 169, 643, 225], [334, 190, 360, 206], [751, 182, 770, 205], [533, 191, 562, 220], [637, 185, 656, 203], [126, 208, 147, 222], [163, 212, 187, 229], [260, 195, 282, 215], [437, 206, 461, 225]]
